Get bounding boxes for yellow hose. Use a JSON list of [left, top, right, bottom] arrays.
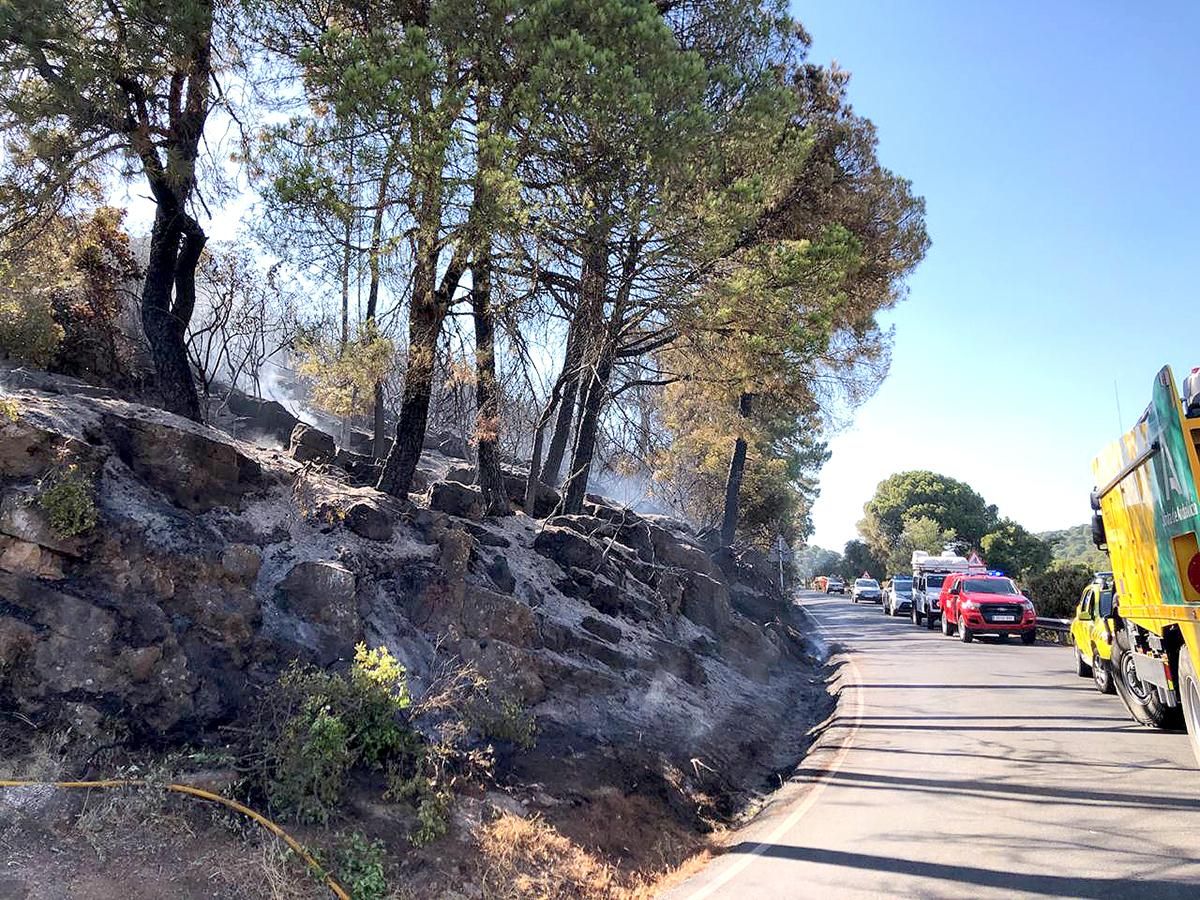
[[0, 778, 351, 900]]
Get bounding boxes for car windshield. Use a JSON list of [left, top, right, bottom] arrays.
[[925, 575, 947, 589], [856, 579, 878, 588], [963, 578, 1017, 595], [1098, 591, 1114, 616]]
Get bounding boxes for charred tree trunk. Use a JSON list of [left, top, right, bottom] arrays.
[[141, 201, 204, 421], [561, 235, 637, 515], [366, 145, 396, 459], [471, 245, 511, 516], [378, 294, 440, 497], [539, 321, 582, 486], [561, 348, 614, 514], [541, 230, 607, 485], [525, 366, 570, 515], [720, 392, 754, 548]]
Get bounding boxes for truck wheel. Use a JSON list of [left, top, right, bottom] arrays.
[[1178, 649, 1200, 767], [941, 614, 953, 636], [958, 618, 973, 643], [1093, 649, 1115, 694], [1020, 630, 1035, 645], [926, 613, 937, 631], [1112, 628, 1181, 729], [1076, 648, 1093, 677]]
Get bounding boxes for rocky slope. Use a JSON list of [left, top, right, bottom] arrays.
[[0, 366, 825, 890]]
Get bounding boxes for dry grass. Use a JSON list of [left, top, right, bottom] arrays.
[[476, 812, 716, 900], [478, 813, 642, 900]]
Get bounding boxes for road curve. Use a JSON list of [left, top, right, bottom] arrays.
[[665, 591, 1200, 899]]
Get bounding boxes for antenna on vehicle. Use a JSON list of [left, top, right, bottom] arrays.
[[1114, 380, 1123, 431]]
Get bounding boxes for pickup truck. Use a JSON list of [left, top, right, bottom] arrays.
[[826, 577, 846, 595], [938, 573, 1037, 644]]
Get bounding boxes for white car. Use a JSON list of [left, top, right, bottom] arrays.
[[851, 578, 882, 603]]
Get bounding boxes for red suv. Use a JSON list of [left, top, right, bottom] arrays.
[[939, 574, 1037, 644]]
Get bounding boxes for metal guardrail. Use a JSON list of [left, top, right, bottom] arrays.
[[1036, 617, 1071, 633], [1035, 617, 1072, 645]]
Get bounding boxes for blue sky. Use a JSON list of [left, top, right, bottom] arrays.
[[796, 0, 1200, 550]]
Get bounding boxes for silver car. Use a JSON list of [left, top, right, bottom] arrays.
[[851, 578, 882, 603]]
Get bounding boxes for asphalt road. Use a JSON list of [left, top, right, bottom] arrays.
[[665, 591, 1200, 899]]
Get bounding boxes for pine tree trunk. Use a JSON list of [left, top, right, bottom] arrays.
[[539, 323, 581, 486], [541, 231, 607, 485], [561, 355, 611, 514], [141, 204, 203, 421], [525, 367, 570, 515], [366, 146, 395, 458], [471, 246, 511, 516], [377, 258, 440, 497], [720, 392, 754, 548]]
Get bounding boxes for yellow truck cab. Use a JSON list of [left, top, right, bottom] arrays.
[[1092, 365, 1200, 758], [1069, 572, 1116, 694]]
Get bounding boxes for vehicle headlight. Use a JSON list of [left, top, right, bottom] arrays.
[[961, 600, 978, 610]]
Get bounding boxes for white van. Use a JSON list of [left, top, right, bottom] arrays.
[[911, 551, 969, 630]]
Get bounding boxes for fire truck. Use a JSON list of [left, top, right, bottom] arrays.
[[1092, 365, 1200, 761]]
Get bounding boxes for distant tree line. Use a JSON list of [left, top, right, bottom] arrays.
[[797, 470, 1107, 614]]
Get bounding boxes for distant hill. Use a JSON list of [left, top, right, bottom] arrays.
[[1038, 523, 1110, 571]]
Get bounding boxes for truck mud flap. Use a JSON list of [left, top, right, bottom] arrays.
[[1131, 651, 1179, 707]]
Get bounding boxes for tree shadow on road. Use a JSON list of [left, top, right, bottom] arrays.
[[725, 843, 1196, 898]]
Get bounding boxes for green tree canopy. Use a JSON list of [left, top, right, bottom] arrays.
[[840, 538, 885, 581], [859, 470, 998, 561], [980, 518, 1052, 580]]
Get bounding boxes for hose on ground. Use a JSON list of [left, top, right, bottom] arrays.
[[0, 778, 351, 900]]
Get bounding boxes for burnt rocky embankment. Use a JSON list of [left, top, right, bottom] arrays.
[[0, 368, 826, 852]]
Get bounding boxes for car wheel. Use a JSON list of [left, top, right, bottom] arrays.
[[941, 614, 953, 636], [1075, 648, 1093, 677], [958, 618, 973, 643], [925, 612, 937, 630], [1093, 649, 1115, 694], [1177, 649, 1200, 767], [1111, 627, 1181, 729]]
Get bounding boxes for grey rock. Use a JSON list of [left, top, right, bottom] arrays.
[[580, 615, 622, 644], [430, 480, 483, 520], [289, 423, 336, 463], [345, 500, 393, 542]]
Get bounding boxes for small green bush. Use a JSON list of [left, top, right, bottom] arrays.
[[37, 465, 98, 537], [263, 644, 415, 824], [476, 696, 538, 751], [336, 832, 388, 900], [412, 787, 451, 847], [1026, 562, 1094, 618]]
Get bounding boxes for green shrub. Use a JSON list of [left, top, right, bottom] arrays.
[[475, 696, 538, 751], [263, 644, 415, 824], [0, 293, 64, 367], [256, 646, 497, 848], [1026, 562, 1094, 619], [37, 465, 98, 537], [336, 832, 388, 900], [412, 787, 451, 847]]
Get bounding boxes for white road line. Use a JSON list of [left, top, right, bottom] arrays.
[[681, 598, 865, 900]]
